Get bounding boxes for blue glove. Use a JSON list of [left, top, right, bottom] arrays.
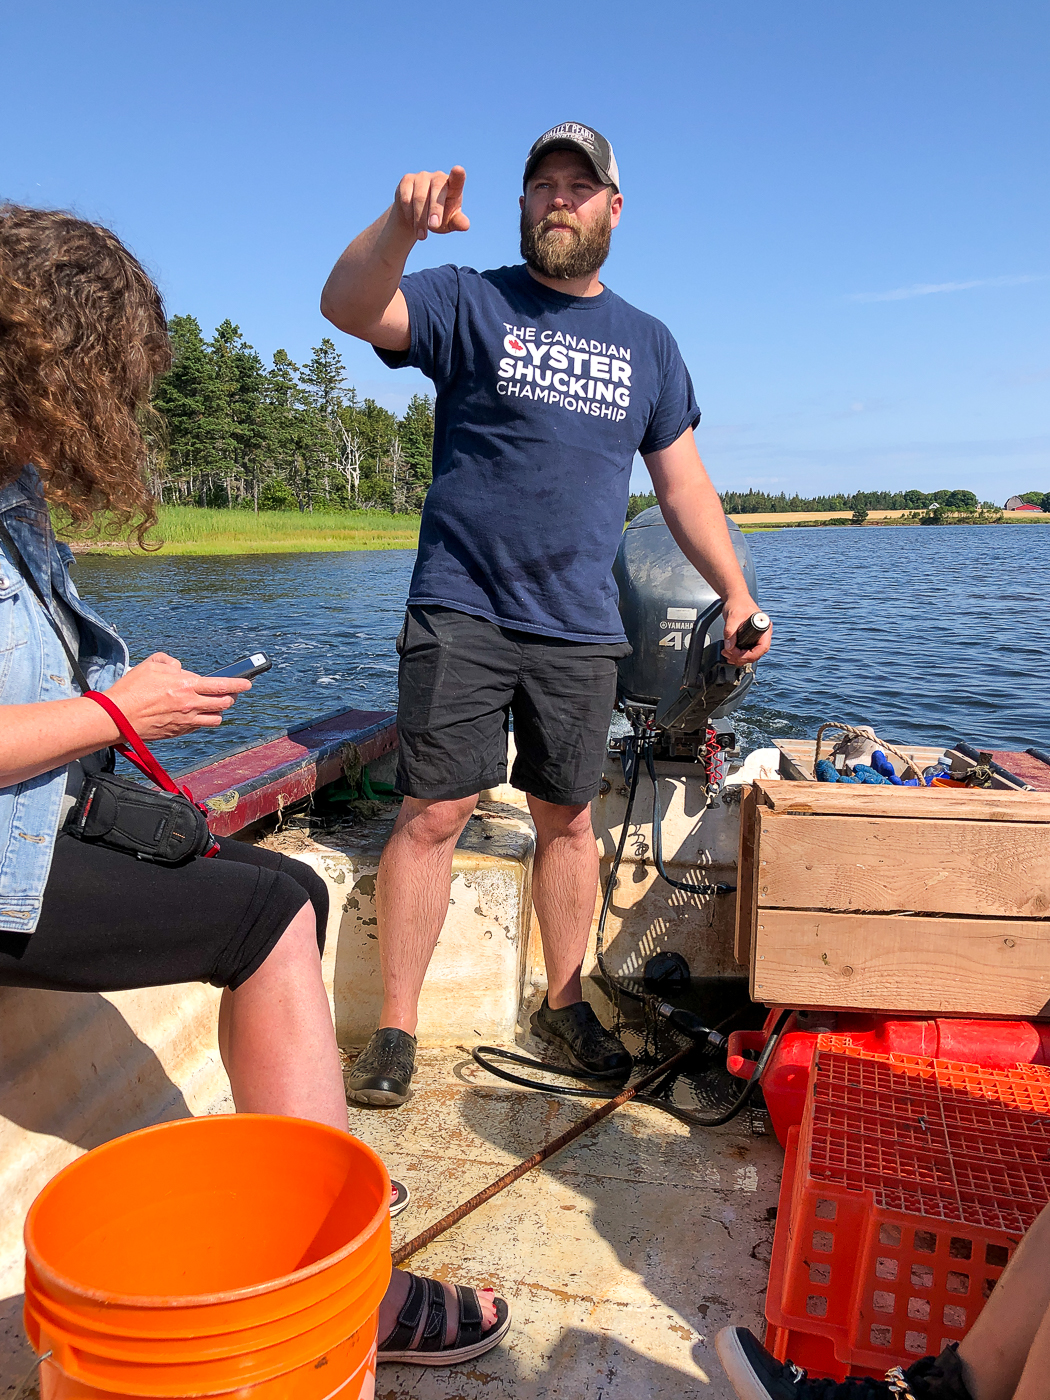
[[871, 750, 904, 785], [852, 763, 892, 786], [816, 758, 860, 783]]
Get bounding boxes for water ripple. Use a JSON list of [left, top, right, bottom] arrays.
[[72, 524, 1049, 773]]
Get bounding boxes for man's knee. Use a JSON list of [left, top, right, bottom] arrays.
[[528, 796, 594, 843], [397, 793, 478, 846]]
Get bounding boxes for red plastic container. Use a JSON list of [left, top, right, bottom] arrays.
[[764, 1044, 1050, 1380], [728, 1011, 1050, 1147]]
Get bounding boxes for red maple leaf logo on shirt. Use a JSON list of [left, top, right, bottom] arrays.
[[508, 339, 524, 352]]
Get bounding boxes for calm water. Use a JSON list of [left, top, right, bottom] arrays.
[[72, 524, 1049, 775]]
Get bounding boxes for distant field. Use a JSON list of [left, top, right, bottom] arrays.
[[70, 506, 421, 556], [730, 508, 1047, 527], [728, 508, 911, 524]]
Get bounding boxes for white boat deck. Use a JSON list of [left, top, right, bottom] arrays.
[[0, 764, 783, 1399], [362, 1016, 783, 1400]]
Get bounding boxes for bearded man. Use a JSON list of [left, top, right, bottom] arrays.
[[321, 123, 771, 1106]]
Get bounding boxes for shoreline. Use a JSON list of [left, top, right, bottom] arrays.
[[66, 505, 421, 558], [737, 515, 1048, 534], [69, 536, 421, 557], [65, 507, 1047, 559]]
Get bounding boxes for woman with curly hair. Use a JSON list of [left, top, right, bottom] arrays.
[[0, 206, 509, 1367]]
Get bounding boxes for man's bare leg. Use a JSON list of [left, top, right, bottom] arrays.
[[375, 793, 478, 1035], [956, 1202, 1050, 1400], [527, 796, 598, 1009]]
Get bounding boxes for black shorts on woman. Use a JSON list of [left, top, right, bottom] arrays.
[[0, 835, 327, 994]]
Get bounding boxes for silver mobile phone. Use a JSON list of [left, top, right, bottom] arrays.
[[209, 652, 272, 680]]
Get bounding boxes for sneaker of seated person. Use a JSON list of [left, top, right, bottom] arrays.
[[530, 996, 632, 1079], [715, 1328, 974, 1400], [347, 1027, 416, 1107]]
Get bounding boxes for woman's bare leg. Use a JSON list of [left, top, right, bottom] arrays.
[[218, 987, 232, 1068], [220, 903, 497, 1335], [956, 1203, 1050, 1400], [223, 901, 347, 1130]]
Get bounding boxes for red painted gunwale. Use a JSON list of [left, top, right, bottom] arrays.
[[990, 750, 1050, 792], [178, 708, 397, 837]]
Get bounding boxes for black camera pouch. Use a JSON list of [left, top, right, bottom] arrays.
[[67, 772, 216, 865]]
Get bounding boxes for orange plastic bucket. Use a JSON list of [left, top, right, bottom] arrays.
[[23, 1115, 391, 1399]]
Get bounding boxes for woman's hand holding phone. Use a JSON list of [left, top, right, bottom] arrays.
[[105, 653, 251, 740]]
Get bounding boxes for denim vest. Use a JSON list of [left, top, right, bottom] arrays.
[[0, 467, 128, 933]]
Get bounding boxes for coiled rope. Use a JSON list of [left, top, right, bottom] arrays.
[[813, 721, 923, 781]]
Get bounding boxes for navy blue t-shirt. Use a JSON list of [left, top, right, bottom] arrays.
[[376, 263, 700, 643]]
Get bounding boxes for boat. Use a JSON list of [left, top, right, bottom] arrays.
[[2, 512, 1049, 1397]]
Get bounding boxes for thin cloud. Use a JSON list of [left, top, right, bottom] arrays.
[[848, 274, 1047, 303]]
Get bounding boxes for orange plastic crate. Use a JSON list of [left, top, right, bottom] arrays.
[[765, 1044, 1050, 1378]]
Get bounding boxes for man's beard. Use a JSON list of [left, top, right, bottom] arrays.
[[520, 204, 612, 280]]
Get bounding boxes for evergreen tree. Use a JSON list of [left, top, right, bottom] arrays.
[[263, 350, 309, 510], [301, 338, 346, 419], [152, 315, 221, 503], [398, 393, 435, 509], [217, 323, 268, 509]]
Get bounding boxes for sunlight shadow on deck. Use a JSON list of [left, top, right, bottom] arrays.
[[357, 1043, 783, 1400], [0, 1295, 33, 1399], [0, 990, 192, 1151], [375, 1329, 719, 1400], [0, 983, 224, 1390]]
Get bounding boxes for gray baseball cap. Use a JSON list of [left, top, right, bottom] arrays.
[[523, 122, 620, 193]]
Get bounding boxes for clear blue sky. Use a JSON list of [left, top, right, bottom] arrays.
[[4, 1, 1047, 503]]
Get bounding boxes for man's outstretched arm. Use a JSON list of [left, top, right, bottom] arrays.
[[643, 429, 773, 665], [320, 166, 469, 350]]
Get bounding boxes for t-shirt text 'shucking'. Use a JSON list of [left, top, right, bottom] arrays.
[[376, 263, 700, 642]]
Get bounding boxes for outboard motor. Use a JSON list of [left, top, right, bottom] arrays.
[[612, 505, 765, 764]]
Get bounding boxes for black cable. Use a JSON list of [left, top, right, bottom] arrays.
[[669, 1008, 791, 1128], [470, 1044, 629, 1099], [471, 713, 786, 1126], [593, 723, 648, 1004], [472, 1008, 791, 1128]]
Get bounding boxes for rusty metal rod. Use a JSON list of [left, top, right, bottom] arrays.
[[391, 1044, 694, 1267]]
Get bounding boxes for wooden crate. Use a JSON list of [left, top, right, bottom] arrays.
[[737, 780, 1050, 1016]]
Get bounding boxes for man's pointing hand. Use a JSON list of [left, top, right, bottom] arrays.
[[396, 167, 470, 240]]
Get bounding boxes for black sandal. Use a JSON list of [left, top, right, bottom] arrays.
[[377, 1271, 511, 1366]]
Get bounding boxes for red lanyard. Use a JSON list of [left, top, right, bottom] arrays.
[[83, 691, 219, 857], [84, 690, 194, 798]]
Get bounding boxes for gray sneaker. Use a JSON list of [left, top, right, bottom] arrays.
[[347, 1027, 416, 1107]]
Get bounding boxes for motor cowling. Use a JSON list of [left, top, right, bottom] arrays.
[[612, 505, 761, 733]]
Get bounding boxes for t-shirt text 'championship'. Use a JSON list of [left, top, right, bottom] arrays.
[[376, 264, 700, 643]]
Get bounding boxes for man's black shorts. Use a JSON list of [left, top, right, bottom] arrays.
[[395, 605, 630, 806]]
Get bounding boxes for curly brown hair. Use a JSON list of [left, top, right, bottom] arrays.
[[0, 205, 171, 544]]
